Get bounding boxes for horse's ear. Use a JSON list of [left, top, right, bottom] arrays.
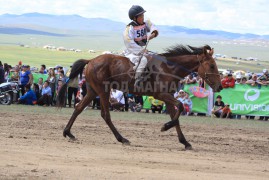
[[209, 48, 214, 56], [203, 47, 208, 55]]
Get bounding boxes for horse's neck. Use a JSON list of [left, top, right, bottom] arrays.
[[166, 55, 199, 77]]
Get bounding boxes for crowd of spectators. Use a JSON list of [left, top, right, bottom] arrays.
[[0, 60, 268, 121]]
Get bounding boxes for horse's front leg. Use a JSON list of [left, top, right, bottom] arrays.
[[156, 93, 192, 150]]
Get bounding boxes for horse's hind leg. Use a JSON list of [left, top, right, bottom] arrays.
[[63, 88, 97, 139], [99, 93, 130, 145]]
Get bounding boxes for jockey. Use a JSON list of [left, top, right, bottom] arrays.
[[123, 5, 159, 87]]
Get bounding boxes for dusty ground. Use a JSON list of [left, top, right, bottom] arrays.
[[0, 105, 268, 180]]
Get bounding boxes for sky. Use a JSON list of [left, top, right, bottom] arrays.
[[0, 0, 268, 35]]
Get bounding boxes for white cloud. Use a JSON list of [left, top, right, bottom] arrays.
[[0, 0, 268, 34]]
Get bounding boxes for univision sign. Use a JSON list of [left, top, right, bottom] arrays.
[[244, 89, 260, 102]]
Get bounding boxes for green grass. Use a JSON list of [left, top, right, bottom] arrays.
[[0, 46, 99, 68], [1, 105, 268, 130]]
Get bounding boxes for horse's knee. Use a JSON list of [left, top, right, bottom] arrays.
[[177, 102, 184, 112]]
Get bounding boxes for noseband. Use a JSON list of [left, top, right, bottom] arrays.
[[197, 55, 220, 86]]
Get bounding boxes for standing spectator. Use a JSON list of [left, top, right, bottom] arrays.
[[176, 90, 185, 103], [212, 95, 225, 118], [148, 96, 164, 114], [19, 65, 33, 96], [39, 64, 47, 74], [18, 84, 37, 105], [0, 61, 4, 84], [47, 68, 56, 105], [11, 65, 20, 81], [37, 81, 52, 106], [222, 73, 235, 88], [3, 63, 10, 82], [241, 77, 247, 84], [258, 69, 269, 81], [185, 74, 197, 84], [58, 69, 66, 83], [220, 104, 233, 119], [235, 75, 242, 84], [67, 76, 79, 108], [246, 74, 258, 86], [54, 65, 63, 75], [92, 96, 101, 110]]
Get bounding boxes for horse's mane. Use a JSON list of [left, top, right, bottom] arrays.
[[160, 44, 211, 57]]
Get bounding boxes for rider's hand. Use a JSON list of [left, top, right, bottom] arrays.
[[148, 33, 156, 40]]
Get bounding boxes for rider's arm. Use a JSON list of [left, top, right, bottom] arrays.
[[145, 19, 158, 37]]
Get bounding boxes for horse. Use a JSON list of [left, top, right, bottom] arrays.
[[57, 44, 222, 150]]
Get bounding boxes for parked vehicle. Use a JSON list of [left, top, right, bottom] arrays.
[[0, 81, 20, 105]]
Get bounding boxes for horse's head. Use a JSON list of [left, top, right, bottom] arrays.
[[197, 46, 223, 92]]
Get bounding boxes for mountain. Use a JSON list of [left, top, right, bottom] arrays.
[[0, 12, 125, 31], [0, 12, 268, 40]]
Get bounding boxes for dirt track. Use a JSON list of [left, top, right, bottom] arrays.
[[0, 106, 269, 180]]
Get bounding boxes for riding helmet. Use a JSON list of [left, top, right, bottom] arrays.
[[128, 5, 146, 20]]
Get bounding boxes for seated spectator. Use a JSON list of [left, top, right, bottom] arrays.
[[39, 64, 47, 74], [235, 75, 242, 84], [185, 74, 197, 84], [37, 80, 52, 106], [148, 96, 164, 114], [220, 104, 233, 119], [222, 73, 235, 88], [182, 92, 192, 116], [37, 78, 43, 96], [212, 95, 225, 118], [127, 94, 136, 112], [18, 84, 37, 105], [32, 83, 40, 100], [110, 88, 125, 111]]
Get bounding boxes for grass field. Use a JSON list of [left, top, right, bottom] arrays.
[[1, 44, 269, 73]]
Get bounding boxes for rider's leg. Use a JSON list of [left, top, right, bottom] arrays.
[[134, 56, 147, 87]]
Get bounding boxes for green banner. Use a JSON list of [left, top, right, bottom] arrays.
[[183, 84, 208, 113], [32, 73, 48, 84], [9, 72, 49, 84], [142, 84, 209, 113], [215, 84, 269, 116]]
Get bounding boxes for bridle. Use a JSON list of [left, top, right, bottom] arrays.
[[197, 54, 220, 86]]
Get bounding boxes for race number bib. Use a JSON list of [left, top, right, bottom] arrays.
[[133, 24, 147, 42]]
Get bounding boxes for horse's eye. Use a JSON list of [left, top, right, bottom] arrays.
[[210, 64, 214, 69]]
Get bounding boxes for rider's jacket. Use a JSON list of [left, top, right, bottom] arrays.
[[123, 19, 158, 55]]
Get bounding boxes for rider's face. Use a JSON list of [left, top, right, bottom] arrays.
[[136, 13, 144, 25]]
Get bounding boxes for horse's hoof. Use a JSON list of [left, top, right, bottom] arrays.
[[185, 145, 193, 150], [63, 129, 76, 139], [122, 138, 131, 146], [161, 125, 166, 132]]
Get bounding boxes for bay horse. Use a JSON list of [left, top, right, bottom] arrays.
[[57, 45, 222, 150]]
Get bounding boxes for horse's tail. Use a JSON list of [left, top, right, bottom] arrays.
[[56, 59, 90, 108]]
